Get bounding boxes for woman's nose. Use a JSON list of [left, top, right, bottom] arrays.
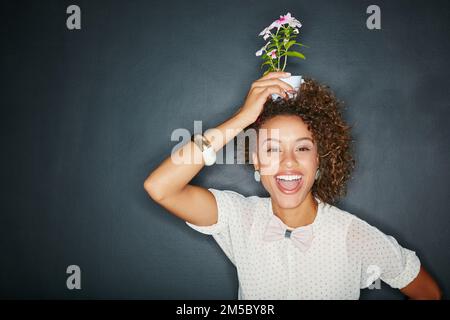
[[281, 149, 297, 167]]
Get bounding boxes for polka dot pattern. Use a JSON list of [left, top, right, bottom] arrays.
[[185, 188, 421, 299]]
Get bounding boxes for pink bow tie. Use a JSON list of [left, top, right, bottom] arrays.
[[263, 215, 314, 252]]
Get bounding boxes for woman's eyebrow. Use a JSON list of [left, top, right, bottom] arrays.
[[263, 137, 313, 143]]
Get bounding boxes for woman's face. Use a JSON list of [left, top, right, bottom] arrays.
[[252, 115, 319, 209]]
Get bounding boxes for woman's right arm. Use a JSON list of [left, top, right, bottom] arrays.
[[143, 71, 294, 226]]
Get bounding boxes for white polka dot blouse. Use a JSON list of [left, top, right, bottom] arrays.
[[186, 188, 421, 300]]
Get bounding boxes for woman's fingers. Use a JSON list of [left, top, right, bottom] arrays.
[[252, 78, 296, 93], [259, 71, 290, 81], [235, 71, 294, 123], [253, 85, 289, 99]]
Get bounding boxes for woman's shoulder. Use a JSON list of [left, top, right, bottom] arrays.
[[203, 188, 267, 231], [207, 187, 263, 200], [321, 201, 385, 236], [320, 200, 363, 229], [207, 187, 267, 205]]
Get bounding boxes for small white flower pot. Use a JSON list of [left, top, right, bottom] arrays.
[[271, 75, 304, 100]]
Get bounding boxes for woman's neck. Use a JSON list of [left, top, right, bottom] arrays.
[[270, 192, 318, 229]]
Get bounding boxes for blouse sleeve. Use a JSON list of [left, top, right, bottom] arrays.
[[185, 188, 247, 266], [185, 188, 244, 234], [346, 217, 421, 289]]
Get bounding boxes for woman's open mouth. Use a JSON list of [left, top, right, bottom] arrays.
[[275, 174, 303, 194]]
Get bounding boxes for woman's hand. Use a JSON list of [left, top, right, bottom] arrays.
[[236, 71, 296, 123]]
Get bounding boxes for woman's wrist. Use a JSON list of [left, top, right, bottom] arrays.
[[202, 112, 255, 154], [234, 111, 257, 127]]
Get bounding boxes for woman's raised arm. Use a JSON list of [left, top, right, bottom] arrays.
[[143, 71, 295, 226]]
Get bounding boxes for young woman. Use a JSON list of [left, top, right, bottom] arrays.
[[144, 71, 441, 300]]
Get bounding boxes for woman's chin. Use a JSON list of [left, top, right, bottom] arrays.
[[272, 192, 305, 209]]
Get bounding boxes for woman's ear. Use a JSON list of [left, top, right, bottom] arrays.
[[252, 151, 259, 171]]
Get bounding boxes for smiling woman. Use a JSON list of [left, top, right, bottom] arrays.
[[144, 72, 442, 300], [243, 77, 355, 206]]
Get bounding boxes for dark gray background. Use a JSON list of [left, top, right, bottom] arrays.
[[1, 0, 449, 299]]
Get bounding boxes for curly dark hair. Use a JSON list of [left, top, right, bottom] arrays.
[[240, 77, 356, 205]]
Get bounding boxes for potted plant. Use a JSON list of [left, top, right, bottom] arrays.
[[255, 12, 308, 100]]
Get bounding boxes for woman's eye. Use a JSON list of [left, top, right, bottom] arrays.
[[296, 147, 310, 151], [267, 148, 279, 152]]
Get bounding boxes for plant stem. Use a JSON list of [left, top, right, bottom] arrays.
[[269, 56, 276, 71], [275, 27, 281, 71], [281, 26, 290, 71], [282, 53, 288, 71]]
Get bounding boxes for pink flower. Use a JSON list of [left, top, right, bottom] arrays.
[[267, 49, 277, 59], [269, 20, 282, 30], [255, 42, 270, 56], [276, 13, 290, 25], [258, 12, 302, 38], [274, 12, 302, 29], [259, 26, 269, 36]]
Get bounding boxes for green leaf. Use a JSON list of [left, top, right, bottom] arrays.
[[293, 43, 310, 48], [260, 60, 272, 69], [283, 40, 296, 50], [285, 51, 306, 59]]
